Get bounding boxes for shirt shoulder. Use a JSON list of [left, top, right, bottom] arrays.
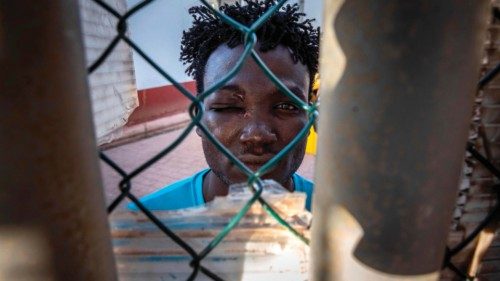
[[127, 169, 209, 211], [293, 173, 314, 211]]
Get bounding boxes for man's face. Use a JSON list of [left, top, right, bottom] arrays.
[[199, 44, 310, 188]]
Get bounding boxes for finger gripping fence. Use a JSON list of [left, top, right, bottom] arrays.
[[89, 0, 499, 280]]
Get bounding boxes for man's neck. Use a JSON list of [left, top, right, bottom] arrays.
[[202, 170, 228, 202], [202, 170, 295, 203]]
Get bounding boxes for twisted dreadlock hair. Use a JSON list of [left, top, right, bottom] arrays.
[[180, 0, 320, 97]]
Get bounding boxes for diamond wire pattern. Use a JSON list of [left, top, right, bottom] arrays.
[[90, 0, 314, 280], [88, 1, 499, 280]]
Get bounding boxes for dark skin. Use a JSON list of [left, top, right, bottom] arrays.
[[197, 44, 310, 202]]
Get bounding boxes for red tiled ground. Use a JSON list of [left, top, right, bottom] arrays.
[[100, 127, 316, 206]]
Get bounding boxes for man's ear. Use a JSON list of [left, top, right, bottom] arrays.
[[196, 126, 203, 137]]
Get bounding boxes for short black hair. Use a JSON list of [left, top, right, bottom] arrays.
[[180, 0, 320, 97]]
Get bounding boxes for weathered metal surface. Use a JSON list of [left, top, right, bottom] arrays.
[[312, 0, 489, 280], [0, 1, 117, 280]]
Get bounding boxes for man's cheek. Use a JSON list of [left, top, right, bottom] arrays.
[[201, 113, 219, 130], [208, 126, 238, 147], [203, 116, 230, 137]]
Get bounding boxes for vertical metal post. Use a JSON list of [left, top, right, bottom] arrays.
[[311, 1, 489, 280], [0, 1, 117, 280]]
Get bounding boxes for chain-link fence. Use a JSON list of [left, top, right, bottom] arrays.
[[90, 0, 499, 280], [94, 0, 316, 279]]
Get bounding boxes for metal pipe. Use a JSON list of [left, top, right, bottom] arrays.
[[311, 1, 489, 280], [0, 1, 117, 280]]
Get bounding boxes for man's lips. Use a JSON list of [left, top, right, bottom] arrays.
[[238, 154, 275, 168]]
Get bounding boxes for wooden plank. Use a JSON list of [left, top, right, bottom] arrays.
[[116, 252, 308, 274], [478, 260, 500, 273], [477, 272, 500, 281], [490, 230, 500, 246], [110, 188, 311, 280], [483, 245, 500, 260], [118, 271, 309, 281]]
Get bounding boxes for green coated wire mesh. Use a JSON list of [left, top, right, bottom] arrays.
[[92, 0, 317, 280], [88, 0, 500, 280]]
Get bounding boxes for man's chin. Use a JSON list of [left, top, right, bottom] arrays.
[[227, 169, 286, 186]]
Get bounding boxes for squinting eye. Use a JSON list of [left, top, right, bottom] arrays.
[[276, 103, 299, 112], [211, 106, 243, 113]]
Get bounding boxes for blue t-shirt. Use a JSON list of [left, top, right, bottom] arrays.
[[128, 169, 314, 211]]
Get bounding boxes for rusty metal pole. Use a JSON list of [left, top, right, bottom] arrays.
[[0, 1, 117, 280], [311, 1, 489, 280]]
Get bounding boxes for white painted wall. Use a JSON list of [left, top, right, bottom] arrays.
[[126, 0, 323, 91], [79, 0, 139, 145], [126, 0, 200, 90]]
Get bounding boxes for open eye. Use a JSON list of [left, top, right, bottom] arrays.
[[275, 102, 299, 112]]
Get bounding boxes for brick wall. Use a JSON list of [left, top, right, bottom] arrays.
[[79, 0, 139, 145]]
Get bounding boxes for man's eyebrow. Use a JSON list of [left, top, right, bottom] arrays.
[[216, 84, 245, 94], [274, 85, 307, 101]]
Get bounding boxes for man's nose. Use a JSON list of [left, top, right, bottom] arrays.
[[239, 119, 278, 148]]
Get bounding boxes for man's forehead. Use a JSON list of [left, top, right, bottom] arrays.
[[206, 44, 295, 68], [205, 82, 307, 101], [203, 44, 309, 90], [205, 44, 245, 72]]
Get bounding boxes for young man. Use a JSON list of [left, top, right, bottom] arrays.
[[131, 0, 320, 211]]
